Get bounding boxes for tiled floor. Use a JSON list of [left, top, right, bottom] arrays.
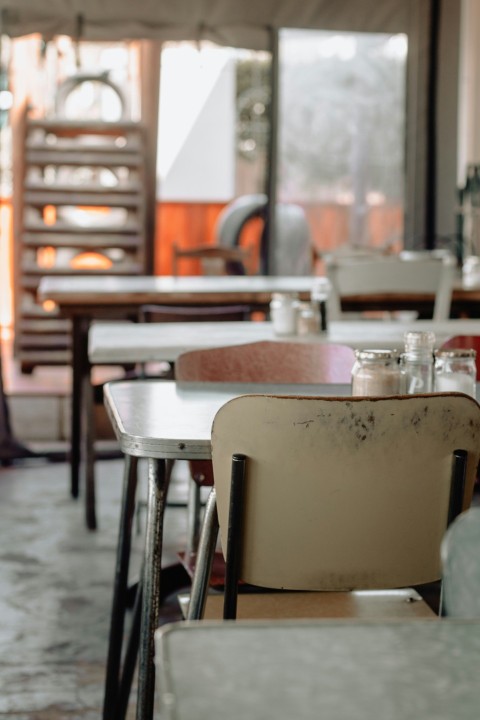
[[0, 455, 189, 719]]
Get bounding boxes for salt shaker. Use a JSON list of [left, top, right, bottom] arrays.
[[297, 301, 320, 336], [434, 349, 477, 398], [269, 292, 299, 336], [401, 331, 435, 394], [351, 349, 403, 396]]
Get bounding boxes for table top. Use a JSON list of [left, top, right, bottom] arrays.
[[155, 619, 480, 720], [90, 318, 480, 364], [104, 379, 480, 460], [103, 380, 351, 459], [38, 275, 314, 308]]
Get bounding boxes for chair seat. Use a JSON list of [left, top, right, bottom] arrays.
[[190, 588, 436, 620]]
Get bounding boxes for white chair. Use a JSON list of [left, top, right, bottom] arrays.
[[325, 254, 456, 321], [187, 393, 480, 620], [441, 507, 480, 617]]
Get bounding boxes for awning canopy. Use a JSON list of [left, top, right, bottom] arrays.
[[0, 0, 411, 47]]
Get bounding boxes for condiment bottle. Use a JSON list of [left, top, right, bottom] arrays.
[[434, 349, 477, 398], [269, 292, 299, 336], [351, 349, 403, 396], [401, 331, 435, 394], [311, 277, 331, 332], [297, 301, 320, 335]]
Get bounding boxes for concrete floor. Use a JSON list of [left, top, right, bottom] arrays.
[[0, 456, 190, 719]]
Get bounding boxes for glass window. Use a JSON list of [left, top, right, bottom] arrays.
[[278, 29, 408, 261]]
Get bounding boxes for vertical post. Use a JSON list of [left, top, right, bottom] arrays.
[[264, 28, 279, 276], [425, 0, 441, 247], [448, 448, 467, 527], [138, 40, 161, 275], [223, 453, 247, 620]]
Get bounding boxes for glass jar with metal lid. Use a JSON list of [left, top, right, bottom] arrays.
[[401, 331, 435, 394], [434, 348, 477, 398], [351, 349, 403, 396]]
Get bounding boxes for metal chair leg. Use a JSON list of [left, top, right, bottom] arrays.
[[187, 488, 219, 620], [185, 479, 202, 559]]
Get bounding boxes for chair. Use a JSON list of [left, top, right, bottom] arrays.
[[325, 254, 456, 321], [187, 393, 480, 620], [441, 507, 480, 617], [172, 194, 267, 276], [172, 194, 313, 277], [175, 340, 356, 563], [439, 335, 480, 380]]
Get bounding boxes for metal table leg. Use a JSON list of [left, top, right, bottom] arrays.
[[71, 315, 90, 500], [103, 454, 139, 719], [136, 457, 169, 720]]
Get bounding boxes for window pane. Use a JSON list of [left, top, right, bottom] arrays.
[[278, 29, 408, 260]]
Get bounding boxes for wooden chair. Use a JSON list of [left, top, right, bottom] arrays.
[[172, 194, 267, 276], [175, 340, 356, 564], [441, 507, 480, 617], [325, 255, 456, 321], [187, 393, 480, 620]]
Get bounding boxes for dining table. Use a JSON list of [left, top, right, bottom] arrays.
[[154, 618, 480, 720], [102, 377, 480, 720], [37, 274, 314, 528]]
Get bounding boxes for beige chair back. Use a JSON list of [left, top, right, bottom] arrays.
[[325, 255, 455, 321], [212, 393, 480, 590]]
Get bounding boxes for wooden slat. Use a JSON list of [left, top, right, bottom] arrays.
[[26, 149, 143, 167], [22, 232, 142, 249], [17, 319, 70, 333], [24, 178, 142, 193], [24, 218, 142, 234], [21, 262, 143, 277], [17, 334, 71, 348], [24, 190, 142, 207], [16, 350, 71, 365], [26, 137, 142, 152], [27, 118, 144, 135]]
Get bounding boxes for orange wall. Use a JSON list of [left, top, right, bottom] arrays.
[[0, 198, 403, 329]]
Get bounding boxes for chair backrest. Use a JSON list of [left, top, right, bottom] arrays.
[[211, 393, 480, 591], [439, 335, 480, 380], [325, 255, 455, 321], [441, 507, 480, 617], [138, 304, 251, 323], [215, 194, 267, 249], [172, 244, 253, 276], [175, 340, 355, 384]]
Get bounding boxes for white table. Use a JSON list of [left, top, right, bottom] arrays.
[[102, 380, 351, 720], [155, 619, 480, 720], [89, 318, 480, 365]]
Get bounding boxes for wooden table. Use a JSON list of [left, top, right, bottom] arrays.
[[38, 275, 313, 529], [102, 380, 352, 720], [155, 619, 480, 720]]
